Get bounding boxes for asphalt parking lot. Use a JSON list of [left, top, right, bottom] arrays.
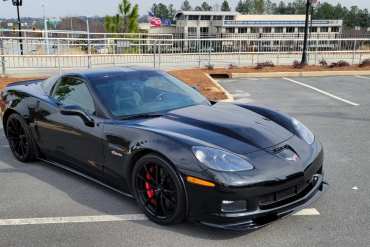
[[1, 75, 370, 246]]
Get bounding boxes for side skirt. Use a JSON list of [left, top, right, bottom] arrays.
[[38, 158, 133, 198]]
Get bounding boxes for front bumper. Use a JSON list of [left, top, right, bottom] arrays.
[[185, 146, 329, 230], [197, 175, 329, 230]]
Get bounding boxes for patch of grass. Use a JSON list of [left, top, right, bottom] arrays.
[[293, 60, 305, 69], [203, 64, 214, 70], [255, 60, 275, 70], [319, 58, 327, 67], [329, 60, 350, 68], [228, 63, 238, 69], [359, 58, 370, 68]]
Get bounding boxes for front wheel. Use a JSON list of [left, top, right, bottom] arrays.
[[132, 153, 186, 225]]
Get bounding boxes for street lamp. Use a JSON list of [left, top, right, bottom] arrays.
[[42, 0, 50, 55], [301, 0, 317, 65], [4, 0, 24, 55], [70, 14, 91, 68]]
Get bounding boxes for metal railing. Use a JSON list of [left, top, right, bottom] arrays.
[[1, 34, 370, 75], [171, 33, 370, 40]]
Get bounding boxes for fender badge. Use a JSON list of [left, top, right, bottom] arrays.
[[286, 154, 298, 161], [111, 151, 122, 157]]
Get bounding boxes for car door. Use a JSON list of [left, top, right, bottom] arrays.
[[35, 76, 105, 178]]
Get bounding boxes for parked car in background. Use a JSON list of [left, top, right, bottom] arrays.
[[94, 45, 109, 54], [201, 47, 214, 53]]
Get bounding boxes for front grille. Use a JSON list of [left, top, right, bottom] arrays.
[[258, 175, 318, 209], [277, 187, 296, 201]]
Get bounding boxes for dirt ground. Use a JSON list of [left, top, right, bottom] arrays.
[[0, 77, 47, 94], [1, 64, 370, 101], [168, 70, 227, 100]]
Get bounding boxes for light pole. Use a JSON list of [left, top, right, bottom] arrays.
[[42, 0, 50, 55], [70, 14, 91, 68], [7, 0, 24, 55], [301, 0, 311, 65], [302, 0, 317, 65]]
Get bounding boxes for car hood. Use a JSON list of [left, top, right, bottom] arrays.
[[138, 103, 294, 154]]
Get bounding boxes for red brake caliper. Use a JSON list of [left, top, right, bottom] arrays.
[[145, 167, 156, 204]]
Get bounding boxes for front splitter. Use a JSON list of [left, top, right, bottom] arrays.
[[198, 176, 330, 230]]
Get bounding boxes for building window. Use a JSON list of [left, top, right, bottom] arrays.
[[331, 27, 339, 32], [263, 27, 271, 33], [213, 16, 222, 20], [238, 28, 248, 33], [250, 27, 259, 33], [200, 27, 209, 34], [320, 27, 328, 32], [176, 14, 185, 20], [310, 27, 317, 33], [226, 27, 235, 33], [188, 15, 198, 20], [298, 27, 305, 33], [319, 40, 327, 45], [286, 27, 295, 33], [225, 16, 234, 20], [188, 27, 197, 34], [275, 27, 283, 33], [200, 16, 211, 20], [216, 27, 221, 33], [273, 41, 280, 45]]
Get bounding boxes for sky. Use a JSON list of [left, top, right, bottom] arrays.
[[0, 0, 368, 19]]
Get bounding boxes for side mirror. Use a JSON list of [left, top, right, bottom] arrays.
[[59, 105, 94, 127], [191, 86, 200, 92]]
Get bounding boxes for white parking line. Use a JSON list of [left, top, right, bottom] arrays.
[[356, 76, 370, 80], [0, 209, 320, 226], [293, 208, 320, 216], [0, 214, 148, 226], [283, 78, 359, 106]]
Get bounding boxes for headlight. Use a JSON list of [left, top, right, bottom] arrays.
[[192, 147, 254, 172], [292, 117, 314, 144]]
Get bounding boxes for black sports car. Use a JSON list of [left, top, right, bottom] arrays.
[[0, 67, 329, 230]]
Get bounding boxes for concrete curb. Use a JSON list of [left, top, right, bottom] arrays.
[[205, 73, 234, 102], [233, 72, 301, 78], [232, 70, 370, 78]]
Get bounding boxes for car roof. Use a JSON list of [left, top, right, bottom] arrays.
[[64, 66, 161, 80]]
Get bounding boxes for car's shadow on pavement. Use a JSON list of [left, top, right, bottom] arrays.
[[1, 155, 255, 239], [0, 124, 254, 239], [131, 219, 256, 239]]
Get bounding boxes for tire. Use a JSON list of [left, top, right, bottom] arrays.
[[6, 113, 36, 162], [132, 153, 186, 225]]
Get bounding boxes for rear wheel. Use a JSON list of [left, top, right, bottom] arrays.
[[6, 113, 36, 162], [132, 153, 186, 225]]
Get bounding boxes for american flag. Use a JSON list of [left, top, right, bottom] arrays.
[[149, 12, 161, 27]]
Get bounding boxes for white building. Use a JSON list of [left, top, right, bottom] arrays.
[[141, 11, 343, 38]]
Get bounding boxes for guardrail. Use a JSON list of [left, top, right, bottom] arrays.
[[1, 36, 369, 75]]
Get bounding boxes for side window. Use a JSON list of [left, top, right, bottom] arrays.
[[41, 75, 60, 95], [54, 77, 95, 115]]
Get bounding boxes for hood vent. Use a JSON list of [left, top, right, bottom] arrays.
[[271, 145, 289, 154]]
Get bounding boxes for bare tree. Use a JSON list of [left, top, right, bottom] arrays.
[[213, 3, 220, 11]]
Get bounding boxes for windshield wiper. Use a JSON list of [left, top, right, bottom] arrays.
[[119, 114, 163, 121]]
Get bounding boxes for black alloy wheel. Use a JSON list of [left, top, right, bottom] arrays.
[[132, 153, 186, 225], [6, 113, 36, 162]]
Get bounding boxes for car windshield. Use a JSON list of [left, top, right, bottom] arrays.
[[89, 71, 209, 119]]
